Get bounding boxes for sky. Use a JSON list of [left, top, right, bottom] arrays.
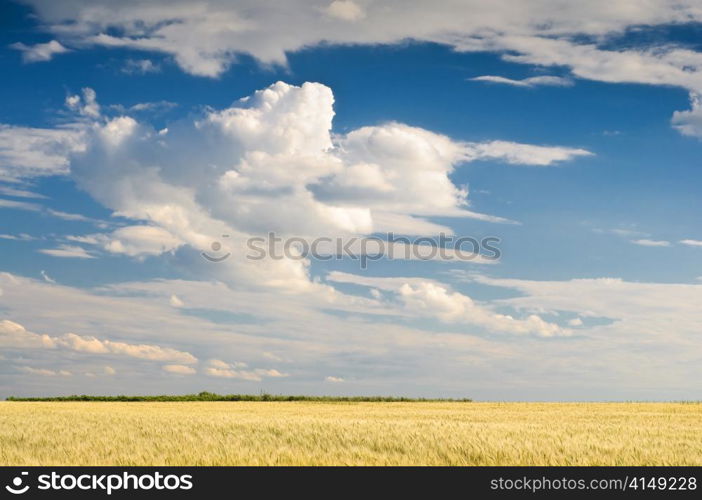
[[1, 0, 701, 400]]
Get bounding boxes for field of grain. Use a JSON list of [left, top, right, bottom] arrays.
[[1, 402, 700, 466]]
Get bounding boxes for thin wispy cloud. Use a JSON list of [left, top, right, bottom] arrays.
[[470, 75, 573, 87], [631, 239, 671, 247]]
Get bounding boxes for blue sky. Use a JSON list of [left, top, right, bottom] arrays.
[[1, 0, 702, 400]]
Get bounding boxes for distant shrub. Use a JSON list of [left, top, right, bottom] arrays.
[[5, 393, 472, 403]]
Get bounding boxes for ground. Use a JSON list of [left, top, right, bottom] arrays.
[[1, 402, 700, 466]]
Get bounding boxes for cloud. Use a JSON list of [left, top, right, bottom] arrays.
[[3, 270, 702, 399], [38, 244, 95, 259], [122, 58, 161, 74], [0, 185, 47, 199], [257, 368, 287, 377], [594, 227, 647, 238], [0, 319, 197, 364], [20, 366, 72, 376], [327, 271, 569, 337], [0, 82, 585, 296], [110, 101, 177, 114], [203, 359, 286, 381], [680, 239, 702, 247], [568, 317, 583, 327], [20, 0, 702, 138], [464, 140, 592, 166], [104, 365, 116, 375], [0, 124, 85, 180], [20, 0, 702, 86], [169, 294, 185, 307], [470, 274, 702, 345], [40, 270, 56, 283], [0, 233, 36, 241], [71, 226, 184, 257], [10, 40, 69, 62], [631, 239, 671, 247], [672, 94, 702, 139], [326, 1, 365, 21], [66, 88, 100, 118], [46, 209, 96, 222], [0, 198, 41, 211], [325, 376, 344, 383], [470, 75, 573, 87], [162, 364, 196, 375]]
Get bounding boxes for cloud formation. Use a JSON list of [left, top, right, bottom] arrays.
[[470, 75, 573, 87], [15, 1, 702, 138], [631, 239, 671, 247], [327, 272, 570, 337], [204, 359, 287, 381], [20, 0, 702, 84], [162, 364, 196, 375], [0, 83, 588, 294], [0, 319, 197, 364], [671, 93, 702, 139], [38, 245, 96, 259], [0, 125, 84, 180], [10, 40, 69, 62]]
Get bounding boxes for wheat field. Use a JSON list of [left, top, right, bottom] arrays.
[[1, 402, 700, 466]]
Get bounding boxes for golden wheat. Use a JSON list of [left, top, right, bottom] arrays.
[[0, 402, 700, 466]]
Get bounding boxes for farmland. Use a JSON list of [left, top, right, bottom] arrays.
[[1, 401, 700, 466]]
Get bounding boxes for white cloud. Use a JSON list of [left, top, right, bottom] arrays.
[[471, 274, 702, 345], [257, 368, 287, 377], [110, 101, 177, 115], [40, 270, 56, 283], [38, 244, 95, 259], [204, 366, 261, 380], [326, 1, 365, 21], [262, 352, 285, 362], [0, 319, 197, 364], [0, 185, 47, 199], [75, 226, 184, 257], [20, 366, 72, 376], [169, 294, 185, 307], [122, 58, 160, 74], [464, 140, 592, 166], [104, 365, 116, 375], [0, 82, 589, 286], [325, 375, 344, 383], [162, 364, 196, 375], [470, 75, 573, 87], [631, 239, 671, 247], [3, 270, 702, 399], [10, 40, 69, 62], [0, 198, 41, 211], [680, 239, 702, 247], [208, 358, 240, 370], [0, 125, 85, 180], [0, 233, 36, 241], [46, 209, 96, 222], [203, 359, 286, 381], [21, 0, 702, 137], [671, 93, 702, 139], [21, 0, 702, 86], [327, 272, 569, 337], [595, 227, 647, 238], [8, 82, 584, 296], [65, 88, 100, 118]]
